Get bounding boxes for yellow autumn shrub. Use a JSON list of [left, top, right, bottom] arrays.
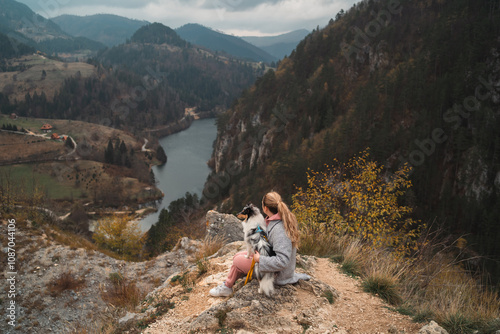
[[292, 150, 423, 256], [93, 214, 145, 258]]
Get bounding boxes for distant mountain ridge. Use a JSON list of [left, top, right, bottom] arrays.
[[175, 23, 276, 63], [0, 0, 64, 41], [241, 29, 310, 59], [0, 0, 105, 54], [51, 14, 149, 47]]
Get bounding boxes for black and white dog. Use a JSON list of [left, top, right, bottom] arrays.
[[237, 203, 275, 296]]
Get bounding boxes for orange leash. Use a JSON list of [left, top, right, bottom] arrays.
[[244, 258, 256, 285]]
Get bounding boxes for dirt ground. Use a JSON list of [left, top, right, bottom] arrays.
[[313, 258, 421, 333]]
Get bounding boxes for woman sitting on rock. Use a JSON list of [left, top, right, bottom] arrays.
[[209, 191, 310, 297]]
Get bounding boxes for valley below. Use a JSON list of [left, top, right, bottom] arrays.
[[0, 113, 165, 220]]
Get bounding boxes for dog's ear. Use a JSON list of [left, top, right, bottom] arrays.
[[237, 205, 248, 220]]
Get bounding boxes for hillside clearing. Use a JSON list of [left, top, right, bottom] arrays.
[[0, 54, 96, 102]]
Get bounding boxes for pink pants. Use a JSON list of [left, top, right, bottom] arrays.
[[224, 251, 254, 288]]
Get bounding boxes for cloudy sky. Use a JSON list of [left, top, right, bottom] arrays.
[[17, 0, 359, 36]]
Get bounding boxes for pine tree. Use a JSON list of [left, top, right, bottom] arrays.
[[105, 139, 114, 164], [119, 140, 127, 166], [114, 138, 122, 166]]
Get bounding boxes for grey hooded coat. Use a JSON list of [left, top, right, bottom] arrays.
[[258, 219, 311, 285]]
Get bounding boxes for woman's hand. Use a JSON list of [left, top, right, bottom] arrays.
[[253, 251, 260, 263]]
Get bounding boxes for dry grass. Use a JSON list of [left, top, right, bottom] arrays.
[[362, 273, 402, 306], [194, 234, 226, 262], [333, 237, 365, 277], [359, 249, 408, 305], [67, 307, 122, 334], [309, 230, 500, 333], [401, 256, 500, 332], [47, 271, 85, 296], [299, 227, 339, 257], [101, 273, 145, 311]]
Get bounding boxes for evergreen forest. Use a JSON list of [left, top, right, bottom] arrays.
[[206, 0, 500, 282]]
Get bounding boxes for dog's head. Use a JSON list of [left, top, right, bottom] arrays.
[[237, 203, 261, 221]]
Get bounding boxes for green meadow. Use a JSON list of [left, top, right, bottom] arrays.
[[0, 164, 83, 200]]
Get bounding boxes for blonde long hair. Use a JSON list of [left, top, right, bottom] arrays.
[[262, 191, 300, 249]]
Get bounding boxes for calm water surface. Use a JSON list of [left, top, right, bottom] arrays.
[[139, 118, 217, 231]]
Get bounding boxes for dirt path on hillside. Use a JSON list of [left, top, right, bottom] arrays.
[[146, 256, 421, 333], [313, 257, 420, 333]]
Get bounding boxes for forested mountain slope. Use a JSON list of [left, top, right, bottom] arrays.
[[206, 0, 500, 279], [94, 23, 261, 129], [1, 23, 261, 132]]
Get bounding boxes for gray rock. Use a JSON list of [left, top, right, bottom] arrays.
[[206, 210, 244, 244], [173, 236, 201, 253], [419, 321, 449, 334], [118, 312, 135, 324]]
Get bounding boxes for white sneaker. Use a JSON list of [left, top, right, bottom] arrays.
[[209, 283, 232, 297]]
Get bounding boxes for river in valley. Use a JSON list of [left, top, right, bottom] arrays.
[[138, 118, 217, 231]]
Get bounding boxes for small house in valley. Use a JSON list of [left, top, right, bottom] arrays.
[[41, 124, 53, 133]]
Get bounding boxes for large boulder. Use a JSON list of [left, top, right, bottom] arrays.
[[206, 210, 244, 244]]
